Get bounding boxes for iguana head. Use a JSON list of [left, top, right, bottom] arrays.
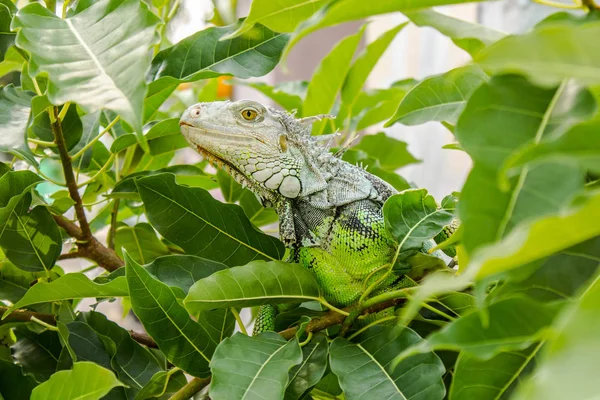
[[179, 100, 333, 204]]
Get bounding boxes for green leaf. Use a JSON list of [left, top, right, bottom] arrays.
[[30, 104, 82, 152], [146, 118, 188, 156], [303, 26, 363, 133], [386, 65, 488, 127], [11, 327, 62, 383], [143, 80, 178, 123], [285, 0, 489, 57], [403, 9, 505, 57], [0, 194, 62, 272], [149, 20, 289, 91], [0, 359, 37, 400], [226, 0, 327, 39], [0, 46, 26, 77], [353, 132, 419, 170], [514, 275, 600, 400], [12, 0, 161, 136], [110, 134, 137, 154], [30, 362, 124, 400], [383, 189, 456, 259], [209, 332, 303, 400], [397, 297, 559, 362], [329, 326, 445, 400], [0, 0, 16, 61], [137, 173, 285, 266], [337, 23, 407, 126], [0, 85, 37, 165], [134, 368, 187, 400], [114, 223, 169, 265], [3, 273, 128, 318], [234, 80, 307, 113], [284, 333, 328, 400], [476, 21, 600, 86], [125, 253, 219, 377], [449, 345, 540, 400], [239, 189, 279, 227], [0, 259, 46, 303], [0, 170, 43, 227], [184, 261, 323, 314], [352, 86, 410, 131]]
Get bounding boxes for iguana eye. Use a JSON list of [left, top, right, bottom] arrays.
[[241, 108, 258, 121]]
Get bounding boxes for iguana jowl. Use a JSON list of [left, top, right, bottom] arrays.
[[179, 100, 436, 332]]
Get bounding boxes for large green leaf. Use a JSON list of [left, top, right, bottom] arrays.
[[352, 86, 410, 131], [0, 170, 42, 227], [149, 20, 289, 90], [514, 275, 600, 400], [209, 332, 303, 400], [329, 326, 445, 400], [337, 23, 407, 127], [0, 194, 62, 272], [3, 274, 128, 318], [30, 362, 124, 400], [0, 359, 37, 400], [476, 21, 600, 86], [125, 253, 219, 377], [12, 0, 160, 135], [11, 327, 62, 383], [353, 132, 419, 170], [397, 297, 559, 362], [227, 0, 327, 38], [383, 189, 456, 260], [0, 259, 47, 303], [450, 345, 540, 400], [403, 9, 505, 57], [134, 368, 187, 400], [0, 0, 16, 61], [0, 85, 36, 165], [114, 223, 169, 265], [303, 26, 363, 132], [137, 173, 285, 266], [284, 333, 328, 400], [285, 0, 489, 56], [30, 103, 82, 153], [184, 261, 323, 314], [386, 65, 488, 127]]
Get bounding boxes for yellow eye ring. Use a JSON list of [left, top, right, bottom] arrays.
[[241, 108, 258, 121]]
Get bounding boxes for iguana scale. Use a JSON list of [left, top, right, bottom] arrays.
[[179, 100, 450, 333]]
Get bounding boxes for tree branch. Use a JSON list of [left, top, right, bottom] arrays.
[[0, 306, 56, 325], [168, 377, 211, 400]]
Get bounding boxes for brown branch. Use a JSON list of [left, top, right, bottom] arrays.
[[129, 330, 158, 348], [169, 377, 211, 400], [0, 306, 56, 325], [58, 251, 83, 260]]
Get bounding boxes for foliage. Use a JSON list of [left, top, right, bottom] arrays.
[[0, 0, 599, 399]]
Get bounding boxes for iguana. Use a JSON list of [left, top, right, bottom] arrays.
[[179, 100, 453, 334]]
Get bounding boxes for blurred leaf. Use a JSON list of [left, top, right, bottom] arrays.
[[134, 368, 187, 400], [329, 326, 445, 400], [149, 20, 289, 92], [404, 9, 505, 57], [0, 194, 62, 272], [450, 345, 539, 400], [239, 189, 279, 227], [0, 0, 16, 61], [3, 274, 128, 317], [125, 253, 218, 377], [226, 0, 327, 39], [30, 362, 124, 400], [337, 23, 407, 126], [397, 297, 559, 361], [114, 223, 169, 264], [0, 85, 37, 165], [386, 65, 488, 126], [235, 80, 307, 113], [138, 174, 285, 266], [0, 359, 37, 400], [146, 118, 188, 155], [30, 104, 82, 152], [0, 46, 26, 77], [352, 87, 409, 130], [285, 0, 489, 56], [217, 169, 244, 203], [341, 149, 411, 192], [383, 189, 456, 260], [0, 259, 45, 303], [209, 332, 303, 400], [12, 327, 62, 383], [184, 261, 322, 314], [477, 21, 600, 86], [354, 132, 419, 170], [284, 333, 328, 400], [12, 0, 160, 136], [304, 27, 363, 133], [514, 275, 600, 400]]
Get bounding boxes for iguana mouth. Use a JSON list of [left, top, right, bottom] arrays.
[[194, 145, 240, 175]]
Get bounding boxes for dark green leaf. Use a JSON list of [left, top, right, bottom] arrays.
[[125, 253, 218, 377], [143, 80, 178, 123], [0, 359, 37, 400], [0, 259, 45, 303], [386, 65, 488, 127], [184, 261, 323, 314], [354, 132, 419, 170], [114, 223, 169, 265], [134, 368, 187, 400], [11, 327, 62, 383], [284, 333, 328, 400], [30, 104, 82, 152], [0, 85, 37, 165], [30, 362, 124, 400], [110, 134, 137, 154], [329, 326, 445, 400], [209, 332, 303, 400], [138, 173, 284, 266], [0, 170, 43, 227], [0, 0, 17, 61], [146, 118, 188, 155], [239, 189, 279, 227]]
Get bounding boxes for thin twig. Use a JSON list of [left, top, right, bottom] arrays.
[[168, 377, 211, 400], [58, 251, 83, 260]]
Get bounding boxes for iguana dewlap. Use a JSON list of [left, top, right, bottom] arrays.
[[179, 100, 407, 309]]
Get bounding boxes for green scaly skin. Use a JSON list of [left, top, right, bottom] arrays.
[[180, 100, 453, 335]]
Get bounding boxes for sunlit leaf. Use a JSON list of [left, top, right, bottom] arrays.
[[114, 223, 169, 265], [354, 132, 419, 170], [0, 85, 37, 165]]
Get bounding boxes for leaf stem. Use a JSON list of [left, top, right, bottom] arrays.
[[318, 299, 350, 316], [62, 0, 72, 18], [28, 138, 57, 147], [76, 154, 115, 188], [230, 307, 248, 335], [71, 115, 120, 160], [533, 0, 583, 8], [57, 102, 71, 121], [360, 288, 412, 310], [299, 331, 313, 346], [30, 316, 59, 331], [168, 377, 211, 400]]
